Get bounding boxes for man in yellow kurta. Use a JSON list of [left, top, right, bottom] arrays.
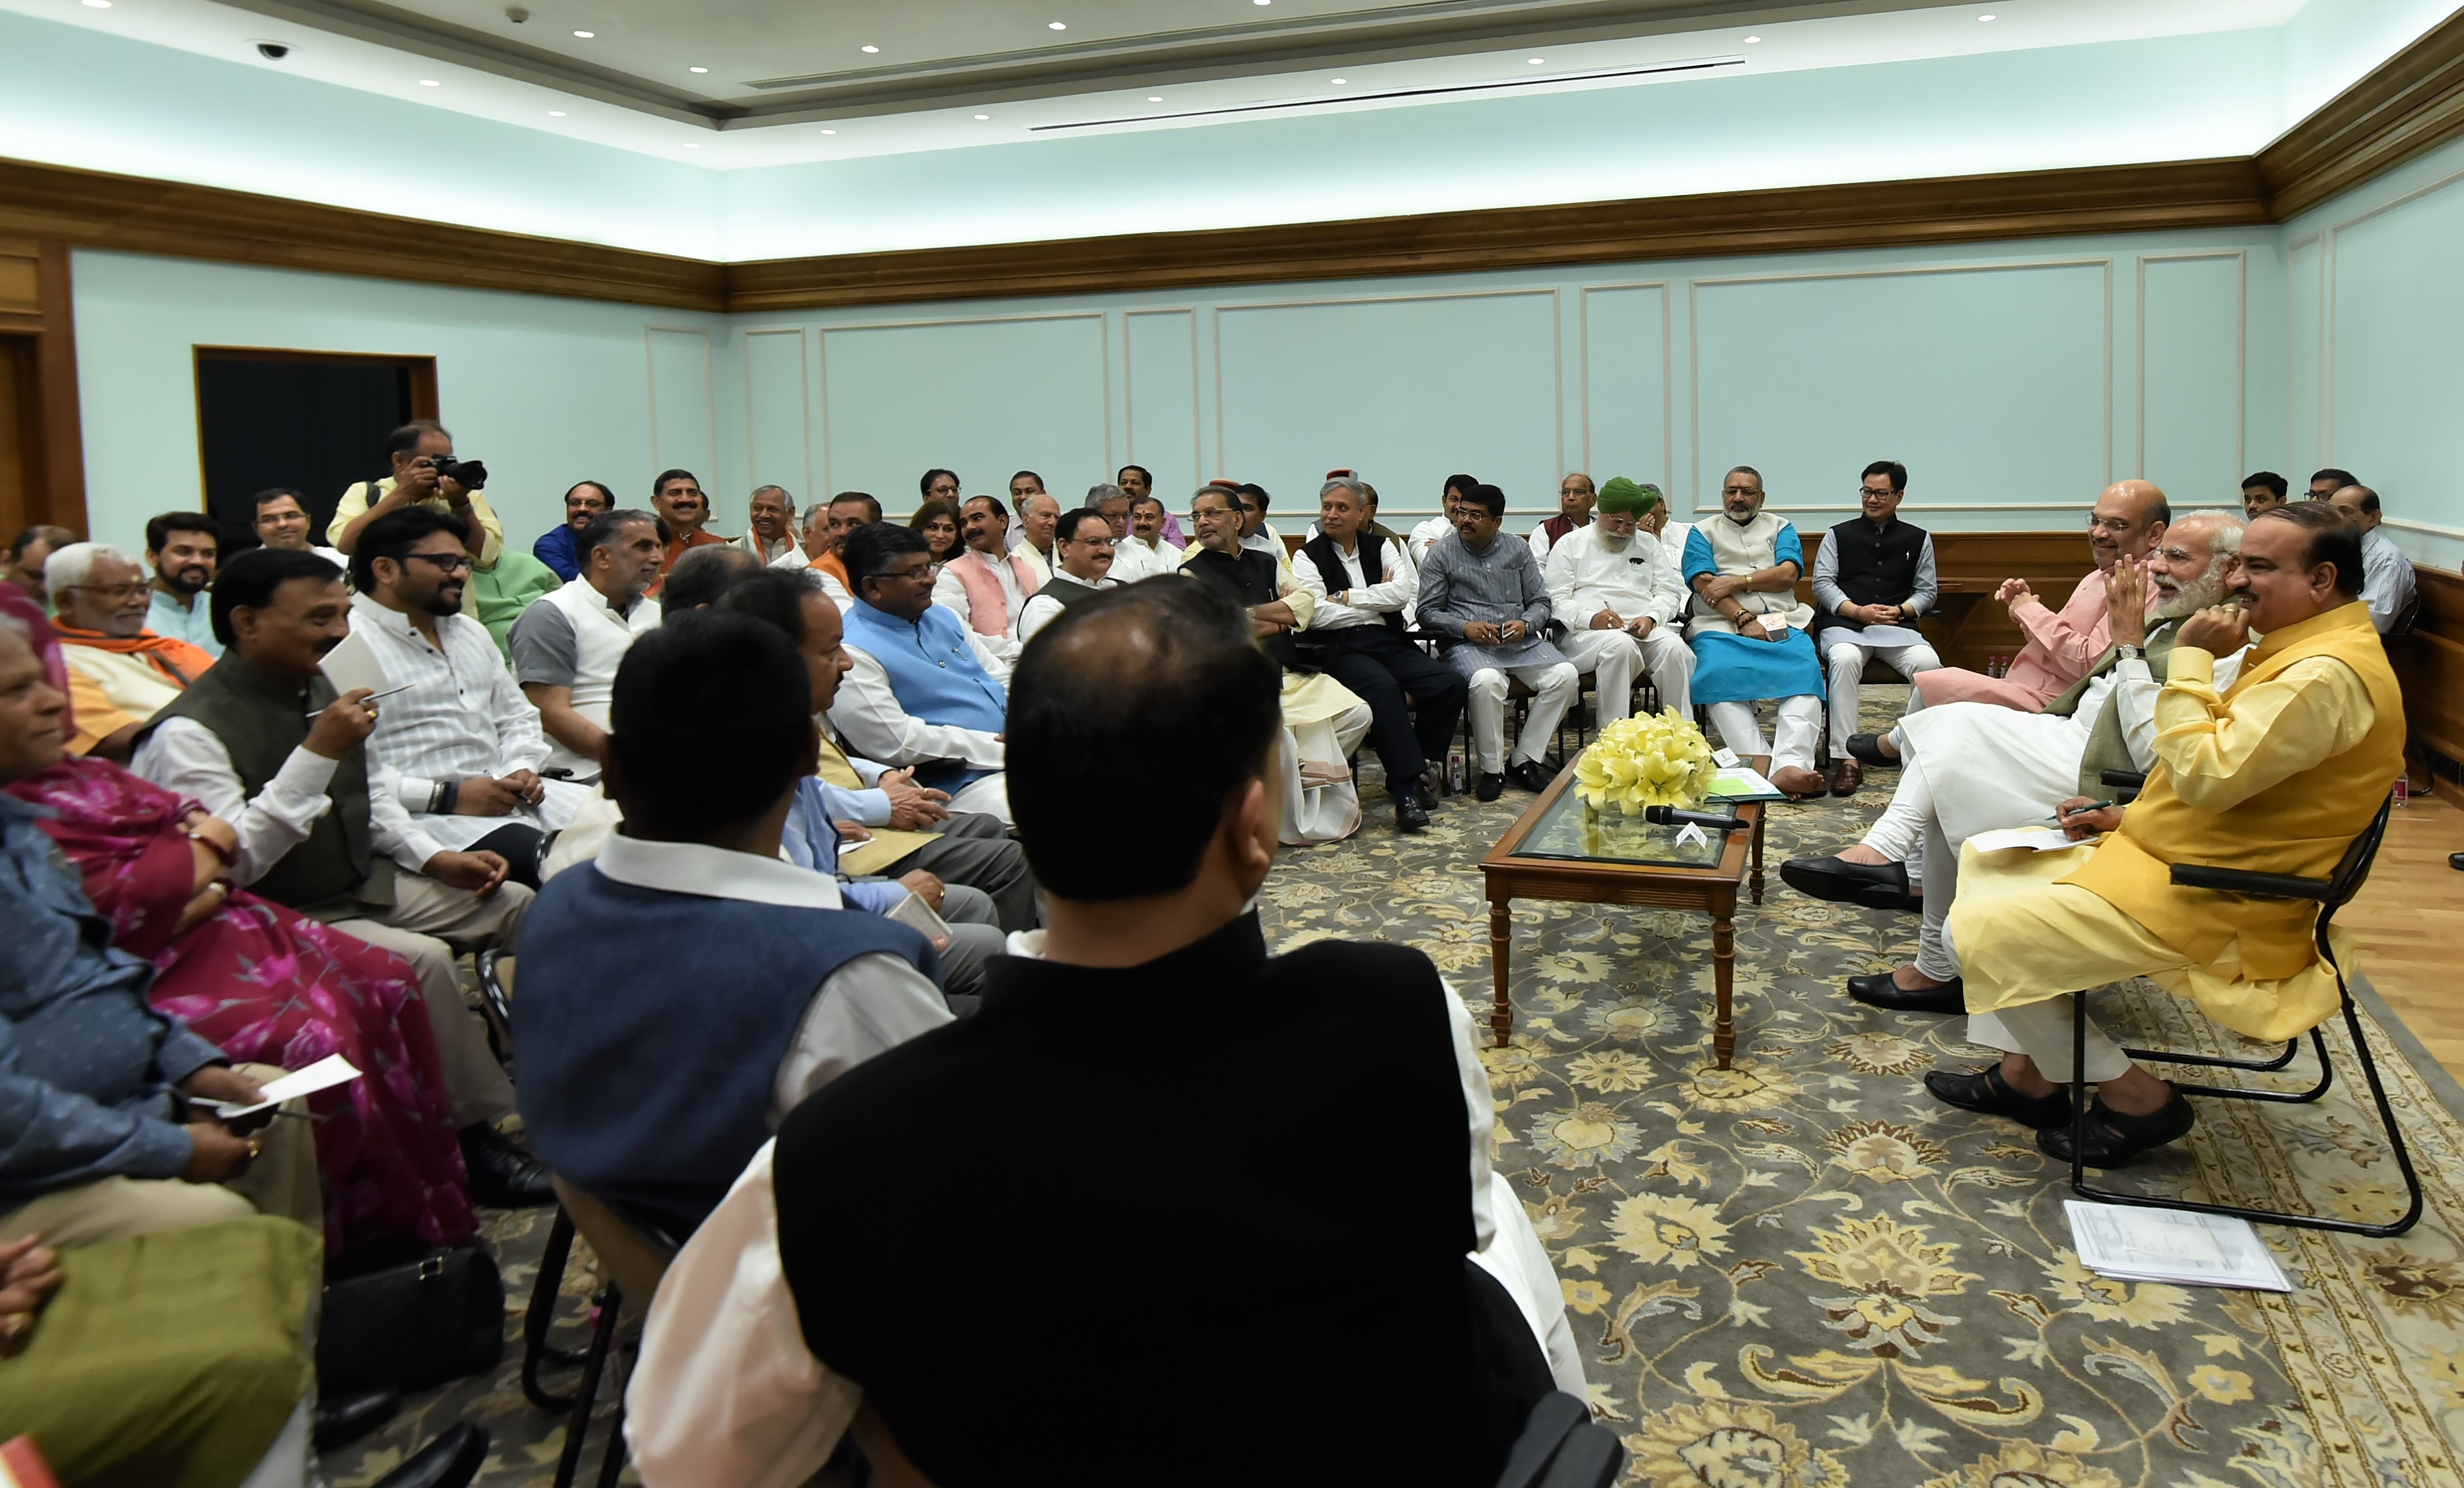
[[326, 421, 505, 619], [1935, 501, 2404, 1169]]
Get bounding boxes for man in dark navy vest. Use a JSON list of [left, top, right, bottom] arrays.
[[513, 611, 948, 1237], [625, 579, 1587, 1487], [1810, 460, 1941, 796]]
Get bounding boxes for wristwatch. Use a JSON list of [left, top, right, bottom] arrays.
[[2115, 644, 2145, 661]]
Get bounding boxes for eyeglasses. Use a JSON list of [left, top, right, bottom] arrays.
[[1856, 487, 1896, 498], [403, 552, 475, 573], [1066, 535, 1119, 548], [884, 561, 944, 582], [64, 582, 148, 600]]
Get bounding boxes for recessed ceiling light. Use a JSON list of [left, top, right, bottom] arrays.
[[974, 113, 991, 119], [572, 29, 593, 37], [1527, 57, 1544, 64], [418, 78, 440, 86], [684, 142, 699, 148], [1330, 77, 1346, 84], [820, 127, 837, 134], [1047, 20, 1066, 29], [1147, 94, 1162, 101], [1977, 11, 1996, 18], [1743, 34, 1760, 42], [689, 66, 707, 73], [861, 44, 877, 53], [548, 109, 566, 116], [1253, 1, 1270, 6]]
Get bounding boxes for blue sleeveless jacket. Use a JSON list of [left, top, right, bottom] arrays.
[[841, 600, 1008, 791]]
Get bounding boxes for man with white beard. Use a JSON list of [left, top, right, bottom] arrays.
[[1780, 509, 2247, 1013], [1543, 477, 1694, 722]]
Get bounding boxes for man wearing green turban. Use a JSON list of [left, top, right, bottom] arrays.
[[1542, 477, 1694, 724]]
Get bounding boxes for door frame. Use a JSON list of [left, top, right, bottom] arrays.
[[189, 346, 440, 512]]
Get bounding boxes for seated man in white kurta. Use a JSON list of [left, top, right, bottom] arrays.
[[1680, 466, 1827, 799], [1780, 512, 2245, 1015], [1544, 477, 1694, 726]]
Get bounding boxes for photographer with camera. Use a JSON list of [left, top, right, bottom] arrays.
[[328, 423, 505, 618]]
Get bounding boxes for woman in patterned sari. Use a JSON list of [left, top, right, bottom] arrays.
[[5, 753, 477, 1269]]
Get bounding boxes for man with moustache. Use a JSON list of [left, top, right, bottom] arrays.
[[733, 485, 800, 565], [1418, 483, 1577, 801], [141, 513, 223, 659], [47, 544, 217, 761], [1115, 464, 1188, 548], [511, 508, 664, 782], [1108, 494, 1182, 583], [1680, 466, 1828, 799], [247, 489, 346, 566], [1847, 480, 2169, 768], [533, 480, 614, 581], [1014, 507, 1120, 644], [1931, 502, 2403, 1169], [1543, 477, 1694, 727], [131, 545, 550, 1205], [651, 469, 728, 584], [1785, 512, 2245, 1015], [933, 495, 1043, 663], [1527, 473, 1598, 567], [1812, 461, 1942, 795], [833, 524, 1016, 827]]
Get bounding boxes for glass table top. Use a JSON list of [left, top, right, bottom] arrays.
[[1507, 786, 1749, 870]]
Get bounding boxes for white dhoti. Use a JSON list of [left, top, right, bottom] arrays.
[[1555, 626, 1694, 723], [1862, 702, 2095, 870], [1281, 673, 1373, 845]]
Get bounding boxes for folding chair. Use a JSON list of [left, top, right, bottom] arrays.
[[519, 1180, 682, 1488], [2066, 793, 2422, 1236]]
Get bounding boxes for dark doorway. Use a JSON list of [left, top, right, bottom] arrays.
[[194, 349, 438, 550]]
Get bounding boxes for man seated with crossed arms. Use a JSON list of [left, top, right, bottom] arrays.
[[1928, 501, 2402, 1170]]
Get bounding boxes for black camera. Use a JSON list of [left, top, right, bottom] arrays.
[[422, 454, 489, 490]]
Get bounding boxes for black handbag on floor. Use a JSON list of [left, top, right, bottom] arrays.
[[318, 1245, 506, 1395]]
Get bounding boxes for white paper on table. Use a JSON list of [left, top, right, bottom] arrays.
[[2065, 1201, 2292, 1292], [204, 1053, 363, 1119], [317, 629, 395, 697], [1967, 825, 2083, 853]]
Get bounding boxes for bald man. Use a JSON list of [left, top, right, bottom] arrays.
[[1847, 481, 2169, 769]]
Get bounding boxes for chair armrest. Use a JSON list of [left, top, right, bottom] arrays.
[[2167, 863, 2337, 901], [2099, 769, 2147, 790]]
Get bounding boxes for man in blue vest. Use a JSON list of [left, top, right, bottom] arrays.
[[514, 611, 949, 1238], [826, 523, 1013, 827]]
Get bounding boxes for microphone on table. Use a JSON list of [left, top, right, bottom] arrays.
[[1644, 805, 1748, 834]]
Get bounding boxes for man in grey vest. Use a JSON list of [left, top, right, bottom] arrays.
[[1013, 507, 1119, 644], [131, 548, 551, 1207], [1780, 512, 2246, 1013]]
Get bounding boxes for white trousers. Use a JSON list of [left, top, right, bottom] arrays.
[[1556, 626, 1694, 722], [1466, 663, 1581, 773], [1823, 639, 1942, 753], [1705, 696, 1823, 775], [1962, 996, 2132, 1084], [948, 772, 1013, 827], [1862, 751, 1933, 873]]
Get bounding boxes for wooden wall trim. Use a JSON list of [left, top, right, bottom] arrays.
[[0, 9, 2458, 312], [31, 241, 85, 535]]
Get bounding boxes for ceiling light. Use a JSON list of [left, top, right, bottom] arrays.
[[418, 78, 440, 86], [1743, 34, 1760, 42], [1330, 77, 1346, 84], [1253, 1, 1270, 6], [974, 113, 991, 119], [1527, 57, 1544, 64], [1977, 12, 1995, 18], [689, 66, 707, 73], [861, 44, 877, 53], [684, 142, 699, 148], [572, 29, 593, 37], [821, 127, 837, 134], [1047, 20, 1066, 29], [1147, 94, 1162, 101], [547, 109, 565, 116]]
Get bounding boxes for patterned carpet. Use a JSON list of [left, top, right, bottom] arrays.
[[327, 693, 2464, 1488]]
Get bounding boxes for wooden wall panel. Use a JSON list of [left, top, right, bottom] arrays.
[[0, 237, 84, 538], [2398, 568, 2464, 805]]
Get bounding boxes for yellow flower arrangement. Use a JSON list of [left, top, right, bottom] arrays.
[[1573, 709, 1717, 816]]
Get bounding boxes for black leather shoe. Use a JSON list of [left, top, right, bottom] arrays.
[[2038, 1092, 2197, 1168], [1475, 772, 1505, 802], [1845, 732, 1898, 767], [370, 1424, 489, 1488], [1396, 791, 1432, 833], [458, 1123, 555, 1208], [1847, 970, 1965, 1014], [1781, 855, 1919, 912], [1507, 758, 1555, 793], [1924, 1064, 2072, 1128], [313, 1389, 401, 1451], [2451, 851, 2464, 871]]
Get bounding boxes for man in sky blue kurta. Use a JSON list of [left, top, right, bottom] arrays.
[[1681, 466, 1828, 799]]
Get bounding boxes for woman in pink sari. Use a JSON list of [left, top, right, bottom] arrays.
[[7, 754, 476, 1269]]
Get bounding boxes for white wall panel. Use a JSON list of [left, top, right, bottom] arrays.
[[2137, 252, 2243, 503], [1579, 284, 1672, 494], [2328, 170, 2464, 540], [1214, 290, 1562, 514], [818, 313, 1109, 508], [2285, 235, 2324, 481], [742, 328, 812, 505], [1125, 310, 1201, 505], [1691, 261, 2111, 519], [646, 328, 716, 485]]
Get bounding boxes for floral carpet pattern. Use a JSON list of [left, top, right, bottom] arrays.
[[327, 693, 2464, 1487]]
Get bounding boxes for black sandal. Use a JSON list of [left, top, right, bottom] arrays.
[[1923, 1064, 2073, 1130], [2037, 1092, 2196, 1168]]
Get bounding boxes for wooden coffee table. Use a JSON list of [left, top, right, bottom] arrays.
[[1478, 757, 1767, 1067]]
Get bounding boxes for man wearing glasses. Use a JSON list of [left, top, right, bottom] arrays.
[[1015, 507, 1119, 644], [830, 523, 1015, 827], [1810, 461, 1942, 796], [46, 542, 217, 761], [348, 507, 589, 889], [1845, 481, 2168, 769]]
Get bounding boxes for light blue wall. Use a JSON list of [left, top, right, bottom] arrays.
[[2281, 129, 2464, 573]]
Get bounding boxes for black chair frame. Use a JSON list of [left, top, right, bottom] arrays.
[[2066, 794, 2423, 1236]]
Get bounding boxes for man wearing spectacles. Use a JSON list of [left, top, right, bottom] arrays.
[[1810, 461, 1943, 797], [46, 542, 217, 762], [348, 507, 588, 890], [832, 522, 1016, 827], [1015, 507, 1121, 644]]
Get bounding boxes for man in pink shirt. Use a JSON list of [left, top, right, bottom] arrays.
[[1848, 480, 2167, 766]]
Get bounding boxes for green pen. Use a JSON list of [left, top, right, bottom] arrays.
[[2046, 799, 2117, 823]]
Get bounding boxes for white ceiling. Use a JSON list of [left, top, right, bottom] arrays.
[[5, 0, 2338, 168]]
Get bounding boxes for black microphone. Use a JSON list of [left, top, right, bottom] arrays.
[[1644, 805, 1747, 833]]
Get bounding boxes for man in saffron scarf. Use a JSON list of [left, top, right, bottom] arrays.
[[46, 544, 215, 763]]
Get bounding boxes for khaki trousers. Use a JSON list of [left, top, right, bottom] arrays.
[[0, 1065, 322, 1249], [329, 871, 531, 1128]]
